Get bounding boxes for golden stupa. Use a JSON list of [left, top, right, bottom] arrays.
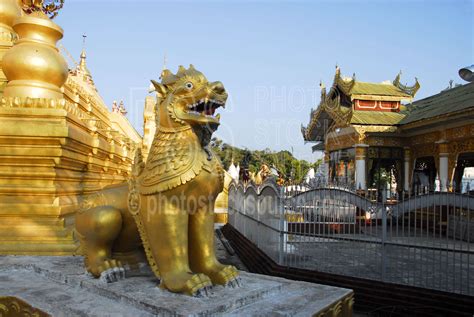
[[0, 0, 142, 255]]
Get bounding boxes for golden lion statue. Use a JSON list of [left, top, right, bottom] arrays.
[[75, 65, 239, 296]]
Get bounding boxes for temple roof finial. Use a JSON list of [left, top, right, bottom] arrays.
[[79, 34, 87, 69], [75, 34, 94, 87]]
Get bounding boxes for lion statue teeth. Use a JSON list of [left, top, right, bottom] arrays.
[[75, 65, 240, 296]]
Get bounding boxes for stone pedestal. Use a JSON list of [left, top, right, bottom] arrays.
[[0, 256, 354, 316]]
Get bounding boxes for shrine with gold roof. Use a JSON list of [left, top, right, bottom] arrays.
[[302, 66, 474, 198]]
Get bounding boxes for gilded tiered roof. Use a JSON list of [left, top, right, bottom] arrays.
[[302, 67, 420, 142], [333, 69, 419, 98], [350, 111, 406, 125]]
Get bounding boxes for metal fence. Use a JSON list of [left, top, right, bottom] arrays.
[[228, 180, 474, 296]]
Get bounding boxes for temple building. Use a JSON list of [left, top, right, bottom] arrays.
[[302, 67, 474, 199]]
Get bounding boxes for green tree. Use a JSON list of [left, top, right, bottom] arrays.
[[210, 138, 318, 184]]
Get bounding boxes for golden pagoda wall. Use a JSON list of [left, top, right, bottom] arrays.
[[0, 3, 141, 255], [0, 84, 140, 255]]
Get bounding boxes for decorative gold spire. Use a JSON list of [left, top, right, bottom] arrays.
[[75, 34, 94, 87], [20, 0, 65, 19], [79, 49, 86, 67], [78, 34, 88, 72]]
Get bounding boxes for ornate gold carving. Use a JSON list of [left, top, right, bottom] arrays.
[[327, 133, 359, 152], [127, 153, 160, 279], [412, 143, 436, 160], [446, 139, 474, 183], [314, 293, 354, 317], [75, 66, 239, 296], [446, 123, 474, 141], [438, 142, 449, 154], [140, 128, 207, 194], [449, 139, 474, 154], [404, 148, 411, 160], [342, 293, 355, 316], [353, 125, 399, 140], [409, 130, 439, 146], [0, 296, 50, 317], [355, 146, 367, 160], [366, 136, 403, 147], [0, 96, 66, 109]]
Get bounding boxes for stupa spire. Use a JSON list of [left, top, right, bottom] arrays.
[[79, 34, 87, 72], [76, 34, 95, 87]]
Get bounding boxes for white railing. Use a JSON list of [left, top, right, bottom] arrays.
[[228, 179, 474, 296], [229, 180, 286, 264]]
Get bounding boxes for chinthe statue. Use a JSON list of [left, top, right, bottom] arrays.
[[75, 65, 240, 296]]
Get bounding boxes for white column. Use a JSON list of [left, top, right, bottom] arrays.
[[324, 151, 330, 183], [439, 155, 448, 191], [404, 148, 411, 192], [438, 142, 449, 192], [354, 144, 368, 190]]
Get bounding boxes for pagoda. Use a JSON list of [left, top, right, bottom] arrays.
[[302, 66, 474, 198], [0, 0, 141, 255]]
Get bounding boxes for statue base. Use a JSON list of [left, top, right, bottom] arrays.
[[0, 256, 353, 316]]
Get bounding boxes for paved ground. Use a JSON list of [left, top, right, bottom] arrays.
[[283, 229, 474, 296], [0, 256, 352, 316]]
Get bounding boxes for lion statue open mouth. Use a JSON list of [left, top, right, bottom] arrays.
[[75, 65, 240, 296]]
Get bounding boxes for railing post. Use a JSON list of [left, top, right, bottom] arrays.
[[243, 188, 246, 237], [381, 202, 387, 281], [279, 186, 285, 266], [256, 189, 260, 248]]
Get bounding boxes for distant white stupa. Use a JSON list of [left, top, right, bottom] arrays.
[[228, 159, 240, 181], [304, 168, 315, 183]]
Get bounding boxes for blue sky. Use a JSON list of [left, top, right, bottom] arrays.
[[56, 0, 473, 162]]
